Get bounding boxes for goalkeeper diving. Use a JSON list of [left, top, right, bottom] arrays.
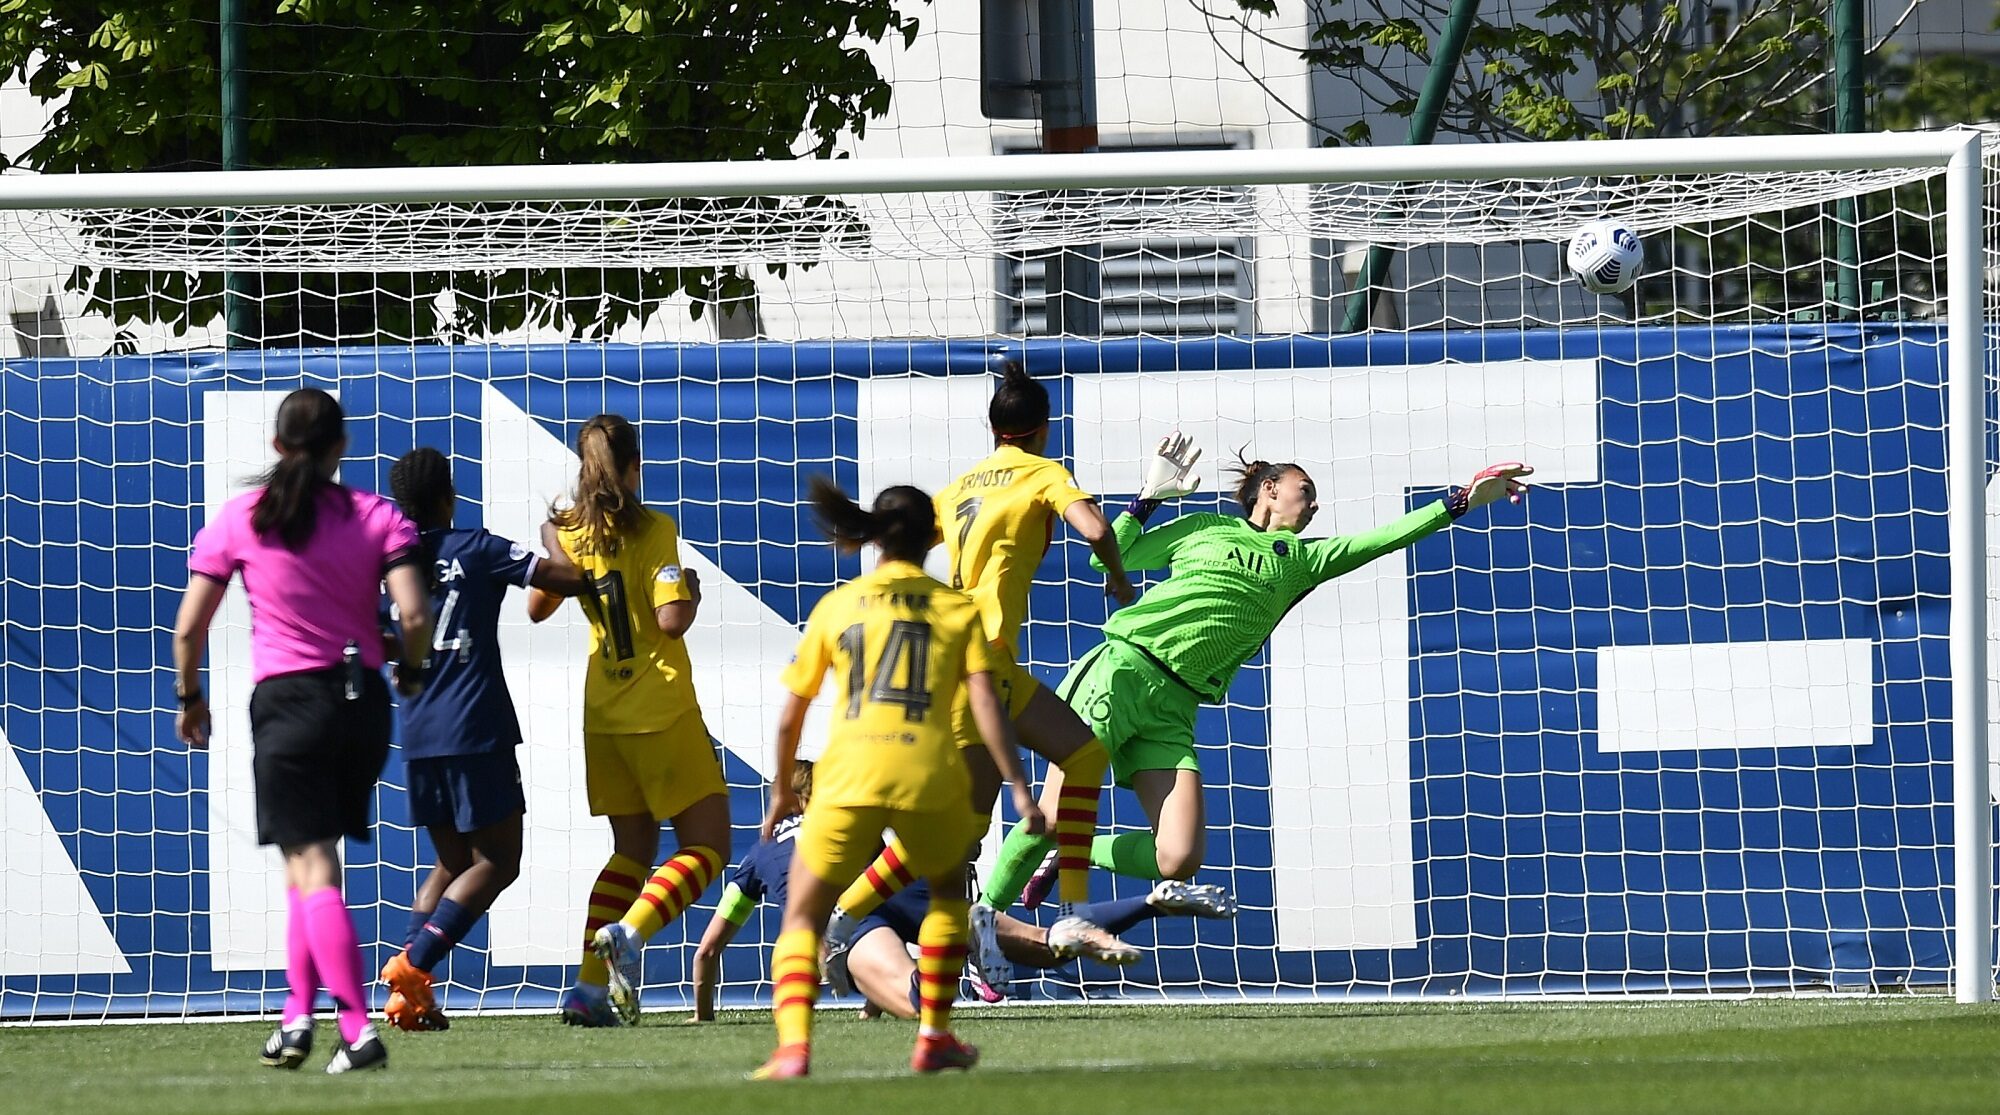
[[978, 433, 1533, 914]]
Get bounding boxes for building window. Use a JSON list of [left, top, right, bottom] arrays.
[[995, 140, 1254, 337]]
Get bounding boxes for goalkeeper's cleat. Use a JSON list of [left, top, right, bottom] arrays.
[[380, 951, 447, 1032], [966, 902, 1012, 997], [911, 1032, 980, 1074], [1147, 878, 1238, 919], [558, 985, 621, 1028], [1019, 848, 1060, 911], [1047, 916, 1140, 966], [259, 1020, 313, 1069], [966, 969, 1006, 1004], [593, 922, 645, 1025], [324, 1024, 388, 1074], [384, 990, 450, 1032], [750, 1043, 810, 1081]]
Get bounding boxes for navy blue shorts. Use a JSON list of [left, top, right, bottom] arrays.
[[405, 751, 526, 834], [852, 884, 930, 949]]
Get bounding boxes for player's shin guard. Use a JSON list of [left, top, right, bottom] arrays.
[[622, 845, 722, 940], [833, 838, 919, 921], [771, 928, 821, 1048], [980, 821, 1057, 909], [1053, 739, 1109, 906], [579, 853, 646, 987], [916, 898, 970, 1036]]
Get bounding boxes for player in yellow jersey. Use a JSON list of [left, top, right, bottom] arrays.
[[825, 362, 1139, 993], [524, 414, 729, 1027], [752, 478, 1046, 1081]]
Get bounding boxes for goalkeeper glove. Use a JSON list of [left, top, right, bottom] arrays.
[[1446, 461, 1534, 518], [1138, 431, 1203, 501]]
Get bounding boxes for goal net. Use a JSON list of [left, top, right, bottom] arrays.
[[0, 132, 1992, 1020]]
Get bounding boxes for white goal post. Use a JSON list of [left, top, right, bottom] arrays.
[[0, 130, 1989, 1017]]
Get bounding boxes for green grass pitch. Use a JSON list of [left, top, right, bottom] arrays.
[[6, 1000, 1999, 1114]]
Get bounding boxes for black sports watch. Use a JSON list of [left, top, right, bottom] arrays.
[[174, 684, 205, 707]]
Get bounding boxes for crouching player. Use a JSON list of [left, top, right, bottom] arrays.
[[751, 478, 1046, 1080]]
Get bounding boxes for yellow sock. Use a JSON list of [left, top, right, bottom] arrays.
[[834, 837, 918, 920], [771, 928, 820, 1048], [1054, 739, 1109, 907], [916, 898, 969, 1035], [579, 853, 646, 986], [621, 845, 722, 939]]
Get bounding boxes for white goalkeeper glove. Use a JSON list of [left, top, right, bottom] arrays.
[[1137, 431, 1203, 502]]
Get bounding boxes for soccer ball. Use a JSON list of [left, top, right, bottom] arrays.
[[1566, 219, 1644, 295]]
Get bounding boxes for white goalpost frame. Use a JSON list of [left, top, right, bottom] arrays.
[[0, 129, 1988, 1005]]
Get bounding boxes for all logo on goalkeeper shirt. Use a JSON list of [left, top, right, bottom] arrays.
[[1226, 539, 1288, 576]]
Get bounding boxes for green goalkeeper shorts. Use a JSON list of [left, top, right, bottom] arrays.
[[1056, 638, 1201, 789]]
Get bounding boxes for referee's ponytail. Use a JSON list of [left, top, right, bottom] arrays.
[[252, 387, 346, 549], [807, 475, 933, 566]]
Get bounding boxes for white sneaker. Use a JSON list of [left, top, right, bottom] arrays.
[[1147, 879, 1237, 918], [1048, 916, 1140, 965], [967, 902, 1012, 996], [593, 922, 644, 1025]]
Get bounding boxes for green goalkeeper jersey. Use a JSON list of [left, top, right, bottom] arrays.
[[1091, 501, 1452, 702]]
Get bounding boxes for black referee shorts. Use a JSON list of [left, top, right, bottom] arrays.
[[248, 667, 391, 848]]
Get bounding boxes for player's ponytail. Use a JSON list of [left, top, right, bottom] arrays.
[[807, 475, 934, 566], [790, 760, 815, 806], [251, 387, 347, 549], [1227, 448, 1298, 516], [550, 414, 644, 556], [988, 359, 1050, 444]]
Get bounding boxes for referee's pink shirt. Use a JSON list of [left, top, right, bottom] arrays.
[[188, 485, 420, 684]]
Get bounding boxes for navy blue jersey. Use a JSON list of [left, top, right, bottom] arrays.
[[398, 527, 537, 758], [729, 814, 803, 913]]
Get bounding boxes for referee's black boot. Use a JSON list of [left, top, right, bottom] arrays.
[[325, 1024, 388, 1074], [259, 1020, 314, 1069]]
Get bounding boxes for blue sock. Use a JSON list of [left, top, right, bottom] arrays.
[[407, 897, 479, 973], [906, 970, 922, 1014], [404, 906, 432, 951], [1073, 895, 1158, 937]]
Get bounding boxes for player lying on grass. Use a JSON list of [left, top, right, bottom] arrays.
[[689, 761, 1232, 1023], [376, 448, 587, 1033], [525, 414, 729, 1027], [822, 361, 1141, 993], [978, 437, 1533, 915], [751, 478, 1045, 1080]]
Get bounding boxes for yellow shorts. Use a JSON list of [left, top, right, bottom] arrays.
[[584, 709, 726, 821], [792, 802, 981, 888], [950, 644, 1039, 749]]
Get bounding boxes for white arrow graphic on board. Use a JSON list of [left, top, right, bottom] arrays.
[[0, 723, 131, 975]]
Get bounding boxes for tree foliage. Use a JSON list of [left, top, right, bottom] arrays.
[[1239, 0, 1996, 320], [0, 0, 919, 345]]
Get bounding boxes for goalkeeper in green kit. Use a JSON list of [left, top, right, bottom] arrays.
[[977, 432, 1534, 918]]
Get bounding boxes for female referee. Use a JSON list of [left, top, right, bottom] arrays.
[[751, 478, 1045, 1080], [526, 413, 729, 1027], [173, 387, 432, 1074], [977, 438, 1532, 909]]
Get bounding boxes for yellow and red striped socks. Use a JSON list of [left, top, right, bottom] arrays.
[[833, 837, 918, 921], [1053, 738, 1109, 907], [770, 928, 820, 1048], [622, 845, 722, 940], [578, 853, 646, 987], [915, 898, 969, 1036]]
